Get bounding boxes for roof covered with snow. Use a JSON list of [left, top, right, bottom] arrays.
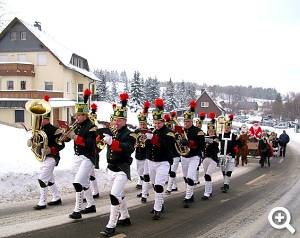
[[0, 17, 99, 81]]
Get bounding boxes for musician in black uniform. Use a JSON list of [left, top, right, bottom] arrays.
[[68, 89, 98, 219], [179, 101, 205, 208], [27, 95, 65, 210], [201, 116, 219, 200], [134, 101, 151, 203], [100, 92, 136, 237], [219, 115, 238, 193], [146, 98, 176, 220], [194, 111, 206, 185], [166, 111, 181, 194]]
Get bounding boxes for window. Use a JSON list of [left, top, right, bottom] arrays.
[[20, 81, 26, 90], [77, 83, 84, 102], [45, 82, 53, 91], [37, 53, 47, 65], [20, 31, 27, 40], [78, 83, 83, 92], [17, 54, 26, 62], [7, 81, 14, 90], [15, 110, 24, 123], [10, 32, 17, 41], [201, 102, 209, 108]]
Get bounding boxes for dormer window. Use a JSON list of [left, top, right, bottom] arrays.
[[20, 31, 27, 40], [10, 32, 17, 41]]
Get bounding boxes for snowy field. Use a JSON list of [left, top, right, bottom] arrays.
[[0, 107, 298, 203]]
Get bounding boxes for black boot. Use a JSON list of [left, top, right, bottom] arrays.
[[33, 205, 46, 210], [141, 197, 147, 203], [117, 217, 131, 226], [201, 195, 210, 200], [152, 210, 161, 220], [69, 211, 82, 219], [100, 227, 116, 237], [136, 184, 142, 190], [93, 193, 100, 199], [80, 205, 96, 214], [136, 193, 142, 198], [222, 184, 229, 193], [47, 198, 62, 206]]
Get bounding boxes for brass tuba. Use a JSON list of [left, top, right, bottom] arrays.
[[173, 118, 190, 156], [25, 99, 51, 162]]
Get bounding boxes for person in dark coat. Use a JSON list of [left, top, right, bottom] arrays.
[[278, 130, 290, 157]]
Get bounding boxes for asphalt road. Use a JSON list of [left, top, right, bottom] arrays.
[[8, 143, 300, 238]]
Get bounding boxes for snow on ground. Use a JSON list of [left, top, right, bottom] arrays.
[[1, 108, 299, 204], [0, 101, 142, 203]]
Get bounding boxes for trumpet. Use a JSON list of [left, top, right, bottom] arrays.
[[173, 118, 190, 156], [135, 129, 149, 148], [56, 121, 78, 145], [96, 124, 118, 150]]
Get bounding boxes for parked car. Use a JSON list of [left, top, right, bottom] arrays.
[[273, 122, 289, 129]]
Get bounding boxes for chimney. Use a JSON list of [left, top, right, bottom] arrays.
[[201, 88, 206, 94], [34, 21, 42, 31]]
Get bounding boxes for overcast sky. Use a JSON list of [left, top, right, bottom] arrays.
[[3, 0, 300, 94]]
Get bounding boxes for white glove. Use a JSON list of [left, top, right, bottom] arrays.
[[145, 133, 153, 140], [41, 147, 51, 157], [103, 133, 113, 145], [27, 138, 32, 147]]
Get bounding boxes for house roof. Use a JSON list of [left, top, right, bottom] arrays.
[[198, 89, 225, 112], [0, 17, 99, 81]]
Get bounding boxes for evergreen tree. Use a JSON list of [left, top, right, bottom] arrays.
[[144, 77, 160, 105], [121, 71, 130, 92], [164, 78, 177, 112], [272, 93, 283, 120], [110, 78, 118, 102], [130, 71, 144, 110], [94, 69, 108, 101], [176, 81, 187, 108], [185, 83, 197, 103]]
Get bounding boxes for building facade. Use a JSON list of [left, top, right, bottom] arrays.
[[0, 17, 98, 127]]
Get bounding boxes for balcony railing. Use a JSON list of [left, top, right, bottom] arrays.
[[0, 90, 63, 99], [0, 63, 35, 77]]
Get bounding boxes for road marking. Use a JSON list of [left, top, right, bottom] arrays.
[[279, 158, 284, 164], [111, 234, 127, 238], [221, 199, 230, 203], [246, 174, 266, 185]]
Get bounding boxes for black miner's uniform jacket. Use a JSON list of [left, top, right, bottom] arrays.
[[183, 125, 205, 158], [74, 119, 97, 165], [107, 125, 136, 180], [205, 136, 220, 163], [148, 125, 176, 164], [42, 123, 65, 165], [219, 132, 238, 157]]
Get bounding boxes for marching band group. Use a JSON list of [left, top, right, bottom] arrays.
[[25, 89, 280, 237]]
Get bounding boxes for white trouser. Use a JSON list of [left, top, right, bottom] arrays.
[[106, 169, 128, 228], [38, 156, 58, 206], [181, 156, 200, 199], [181, 156, 200, 181], [202, 157, 217, 197], [39, 156, 56, 184], [142, 159, 150, 198], [136, 159, 146, 185], [148, 160, 169, 211], [73, 155, 95, 188], [90, 169, 99, 196], [221, 156, 235, 185], [166, 156, 180, 192]]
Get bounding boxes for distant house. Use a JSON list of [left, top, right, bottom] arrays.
[[0, 17, 99, 127], [174, 89, 224, 118]]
